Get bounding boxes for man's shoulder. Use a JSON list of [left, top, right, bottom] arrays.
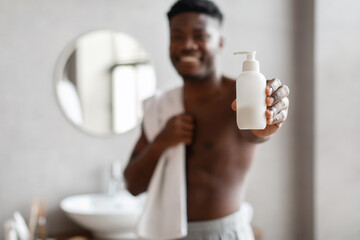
[[219, 76, 236, 95], [222, 76, 236, 86]]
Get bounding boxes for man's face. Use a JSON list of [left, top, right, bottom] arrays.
[[169, 12, 223, 81]]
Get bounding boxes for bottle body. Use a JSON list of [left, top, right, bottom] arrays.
[[236, 71, 267, 129]]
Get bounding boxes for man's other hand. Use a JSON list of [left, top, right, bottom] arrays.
[[155, 113, 195, 147]]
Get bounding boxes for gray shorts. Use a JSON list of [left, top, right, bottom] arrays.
[[179, 211, 255, 240]]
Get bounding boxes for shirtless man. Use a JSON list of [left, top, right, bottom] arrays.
[[124, 0, 290, 239]]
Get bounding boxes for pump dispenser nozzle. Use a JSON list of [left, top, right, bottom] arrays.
[[233, 51, 260, 72]]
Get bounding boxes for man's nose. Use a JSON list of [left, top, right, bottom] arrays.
[[183, 37, 199, 50]]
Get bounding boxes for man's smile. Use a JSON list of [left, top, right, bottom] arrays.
[[179, 55, 200, 63]]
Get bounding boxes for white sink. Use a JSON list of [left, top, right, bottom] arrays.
[[60, 191, 144, 239]]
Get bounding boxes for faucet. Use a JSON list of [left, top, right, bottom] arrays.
[[107, 161, 125, 197]]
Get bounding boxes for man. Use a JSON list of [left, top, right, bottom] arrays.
[[124, 0, 290, 239]]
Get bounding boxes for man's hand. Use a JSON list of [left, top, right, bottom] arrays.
[[155, 113, 195, 148], [231, 78, 290, 138]]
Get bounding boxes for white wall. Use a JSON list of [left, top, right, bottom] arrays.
[[315, 0, 360, 239], [0, 0, 301, 239], [218, 1, 299, 239]]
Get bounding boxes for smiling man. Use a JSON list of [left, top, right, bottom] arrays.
[[124, 0, 290, 239]]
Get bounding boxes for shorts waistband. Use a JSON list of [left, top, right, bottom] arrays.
[[187, 211, 243, 233]]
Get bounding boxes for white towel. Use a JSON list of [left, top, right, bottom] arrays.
[[137, 86, 188, 240]]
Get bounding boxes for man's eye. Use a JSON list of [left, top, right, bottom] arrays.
[[195, 34, 209, 40], [171, 35, 182, 40]]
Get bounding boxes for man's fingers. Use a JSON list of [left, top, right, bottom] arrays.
[[180, 130, 194, 145], [180, 122, 195, 131], [171, 114, 194, 127], [171, 128, 194, 145], [268, 97, 289, 116], [266, 78, 282, 95], [266, 85, 290, 106], [181, 129, 194, 138], [179, 113, 195, 123], [268, 109, 288, 125], [231, 100, 236, 111], [179, 114, 195, 131], [184, 138, 193, 145]]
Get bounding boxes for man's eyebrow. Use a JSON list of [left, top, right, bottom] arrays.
[[170, 28, 182, 33], [193, 28, 207, 32]]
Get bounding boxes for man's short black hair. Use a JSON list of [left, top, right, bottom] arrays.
[[167, 0, 223, 24]]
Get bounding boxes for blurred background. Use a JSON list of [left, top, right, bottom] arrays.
[[0, 0, 359, 239]]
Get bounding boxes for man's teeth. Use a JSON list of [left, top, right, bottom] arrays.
[[180, 56, 199, 62]]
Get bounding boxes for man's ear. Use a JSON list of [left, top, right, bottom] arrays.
[[218, 36, 224, 50]]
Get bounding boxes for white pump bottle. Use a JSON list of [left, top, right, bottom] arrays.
[[234, 51, 267, 130]]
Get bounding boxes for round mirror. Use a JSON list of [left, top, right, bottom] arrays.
[[55, 30, 156, 136]]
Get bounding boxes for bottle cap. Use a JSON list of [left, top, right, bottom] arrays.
[[233, 51, 260, 72]]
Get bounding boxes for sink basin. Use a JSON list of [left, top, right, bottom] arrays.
[[60, 191, 144, 239], [61, 191, 253, 240]]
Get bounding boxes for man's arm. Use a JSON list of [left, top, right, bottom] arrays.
[[124, 113, 195, 196], [239, 130, 270, 143], [124, 128, 167, 196]]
